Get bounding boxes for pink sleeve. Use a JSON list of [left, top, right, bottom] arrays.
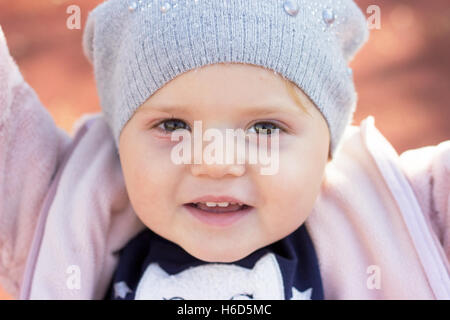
[[398, 140, 450, 265], [0, 26, 71, 297]]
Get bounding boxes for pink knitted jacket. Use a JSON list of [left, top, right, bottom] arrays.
[[0, 27, 449, 299]]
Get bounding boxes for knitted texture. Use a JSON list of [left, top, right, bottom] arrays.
[[82, 0, 369, 158]]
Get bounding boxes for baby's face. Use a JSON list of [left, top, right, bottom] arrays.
[[119, 63, 330, 262]]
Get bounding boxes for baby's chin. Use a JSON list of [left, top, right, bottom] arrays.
[[179, 238, 261, 263]]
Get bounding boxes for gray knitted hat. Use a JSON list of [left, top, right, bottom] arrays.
[[82, 0, 369, 158]]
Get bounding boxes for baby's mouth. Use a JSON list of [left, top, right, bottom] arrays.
[[183, 199, 253, 226], [185, 202, 252, 213]]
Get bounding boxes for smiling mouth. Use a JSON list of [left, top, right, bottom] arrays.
[[183, 201, 253, 227], [184, 202, 252, 213]]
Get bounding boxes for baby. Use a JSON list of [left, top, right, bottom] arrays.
[[0, 0, 449, 300]]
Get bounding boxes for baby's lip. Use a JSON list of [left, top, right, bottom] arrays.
[[186, 195, 252, 207]]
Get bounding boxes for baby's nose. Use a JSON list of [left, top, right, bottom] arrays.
[[190, 162, 245, 179]]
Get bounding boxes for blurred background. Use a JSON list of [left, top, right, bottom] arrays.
[[0, 0, 449, 299]]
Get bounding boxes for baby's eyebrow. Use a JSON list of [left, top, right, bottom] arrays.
[[137, 104, 191, 115], [240, 105, 306, 117]]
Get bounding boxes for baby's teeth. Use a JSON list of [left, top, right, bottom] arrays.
[[204, 202, 230, 207]]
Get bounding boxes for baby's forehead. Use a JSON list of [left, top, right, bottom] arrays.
[[139, 63, 313, 115]]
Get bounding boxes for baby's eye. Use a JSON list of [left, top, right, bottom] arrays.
[[248, 122, 282, 135], [156, 118, 190, 133]]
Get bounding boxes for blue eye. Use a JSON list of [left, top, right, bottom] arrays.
[[156, 119, 190, 133], [248, 122, 282, 135]]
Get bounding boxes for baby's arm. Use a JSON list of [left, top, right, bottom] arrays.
[[399, 140, 450, 263], [0, 26, 71, 297]]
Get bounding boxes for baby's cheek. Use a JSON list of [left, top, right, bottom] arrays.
[[260, 157, 321, 224]]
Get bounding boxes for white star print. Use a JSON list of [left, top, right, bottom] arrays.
[[114, 281, 132, 299], [291, 287, 313, 300]]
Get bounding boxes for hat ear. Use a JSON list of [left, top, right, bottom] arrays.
[[82, 10, 96, 64], [334, 1, 370, 62]]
